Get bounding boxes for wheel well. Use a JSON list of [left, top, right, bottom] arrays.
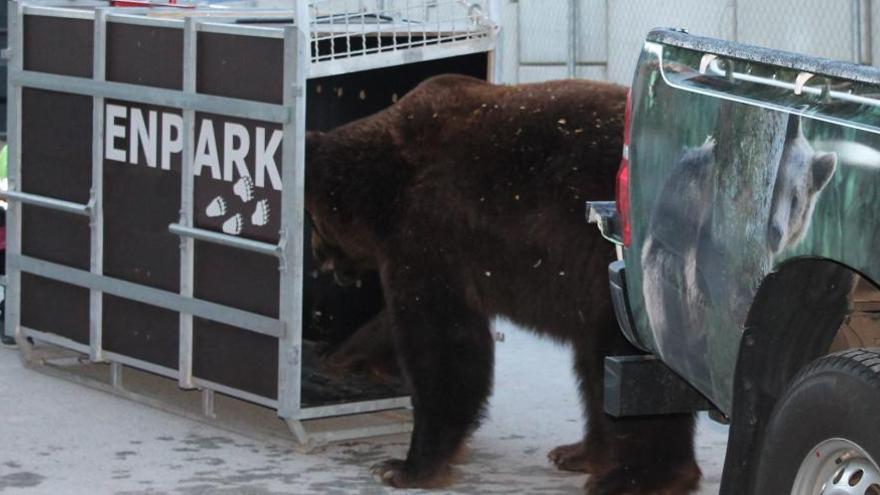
[[719, 257, 879, 495]]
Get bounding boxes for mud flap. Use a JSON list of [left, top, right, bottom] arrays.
[[604, 355, 713, 417]]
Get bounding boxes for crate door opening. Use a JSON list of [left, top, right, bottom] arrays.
[[301, 52, 491, 408]]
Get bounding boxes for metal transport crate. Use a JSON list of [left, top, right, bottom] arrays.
[[3, 0, 498, 445]]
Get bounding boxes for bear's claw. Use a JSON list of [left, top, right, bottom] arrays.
[[370, 459, 410, 488], [370, 459, 452, 488], [548, 441, 610, 474]]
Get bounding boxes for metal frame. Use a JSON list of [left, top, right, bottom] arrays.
[[278, 12, 308, 424], [4, 0, 498, 443], [90, 7, 107, 363], [11, 254, 285, 337], [5, 1, 24, 351], [11, 71, 291, 123], [648, 37, 880, 137], [0, 190, 90, 216], [178, 16, 197, 390]]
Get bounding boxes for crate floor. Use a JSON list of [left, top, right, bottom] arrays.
[[16, 341, 412, 448], [301, 340, 408, 408]]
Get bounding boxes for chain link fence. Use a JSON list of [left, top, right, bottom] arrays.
[[507, 0, 874, 86]]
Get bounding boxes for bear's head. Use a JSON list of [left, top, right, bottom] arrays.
[[304, 131, 375, 286], [309, 217, 370, 287], [767, 116, 838, 254], [305, 127, 410, 286]]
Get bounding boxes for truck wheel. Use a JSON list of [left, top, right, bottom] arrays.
[[752, 349, 880, 495]]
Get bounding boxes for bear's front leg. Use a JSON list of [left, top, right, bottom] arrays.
[[323, 310, 399, 381], [370, 267, 494, 488]]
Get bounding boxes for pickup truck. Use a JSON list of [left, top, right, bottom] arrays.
[[591, 28, 880, 495]]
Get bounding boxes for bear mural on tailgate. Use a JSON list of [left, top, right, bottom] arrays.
[[640, 110, 838, 387]]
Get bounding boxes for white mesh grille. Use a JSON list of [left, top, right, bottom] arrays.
[[307, 0, 494, 63]]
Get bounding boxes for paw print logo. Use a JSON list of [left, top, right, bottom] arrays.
[[204, 176, 272, 236]]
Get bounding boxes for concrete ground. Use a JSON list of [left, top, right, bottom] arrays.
[[0, 321, 728, 494]]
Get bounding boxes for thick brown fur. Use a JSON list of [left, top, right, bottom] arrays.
[[305, 74, 699, 494]]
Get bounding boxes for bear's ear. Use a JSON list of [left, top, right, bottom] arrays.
[[306, 131, 324, 159], [811, 152, 838, 192]]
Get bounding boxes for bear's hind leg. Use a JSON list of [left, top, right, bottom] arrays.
[[586, 414, 700, 495], [371, 270, 494, 489], [553, 307, 701, 493]]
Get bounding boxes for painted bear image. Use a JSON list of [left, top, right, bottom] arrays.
[[767, 116, 838, 254], [640, 139, 717, 378], [641, 114, 838, 383], [305, 74, 700, 494]]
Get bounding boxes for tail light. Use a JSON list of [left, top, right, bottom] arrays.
[[616, 89, 632, 247]]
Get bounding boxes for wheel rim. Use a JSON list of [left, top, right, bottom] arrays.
[[792, 438, 880, 495]]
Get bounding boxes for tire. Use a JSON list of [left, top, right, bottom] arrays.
[[752, 349, 880, 495]]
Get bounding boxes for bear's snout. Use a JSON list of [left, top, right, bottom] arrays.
[[332, 270, 359, 287]]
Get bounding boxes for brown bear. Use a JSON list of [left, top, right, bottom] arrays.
[[305, 74, 699, 494]]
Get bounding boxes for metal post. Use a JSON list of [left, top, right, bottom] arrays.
[[487, 0, 503, 84], [853, 0, 863, 63], [277, 15, 309, 419], [5, 1, 25, 350], [857, 0, 872, 65], [110, 361, 123, 388], [178, 17, 197, 390], [169, 223, 280, 257], [286, 418, 310, 446], [730, 0, 739, 41], [201, 388, 215, 418], [567, 0, 578, 78], [89, 8, 107, 363]]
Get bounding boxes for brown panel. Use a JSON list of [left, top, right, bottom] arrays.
[[20, 88, 91, 270], [191, 31, 282, 397], [19, 28, 92, 343], [193, 318, 278, 399], [102, 20, 183, 369], [103, 102, 181, 292], [188, 112, 281, 318], [106, 23, 183, 90], [193, 242, 279, 317], [21, 274, 89, 344], [21, 206, 89, 269], [21, 88, 92, 203], [192, 113, 281, 244], [103, 295, 179, 370], [196, 33, 282, 104], [23, 16, 92, 77]]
